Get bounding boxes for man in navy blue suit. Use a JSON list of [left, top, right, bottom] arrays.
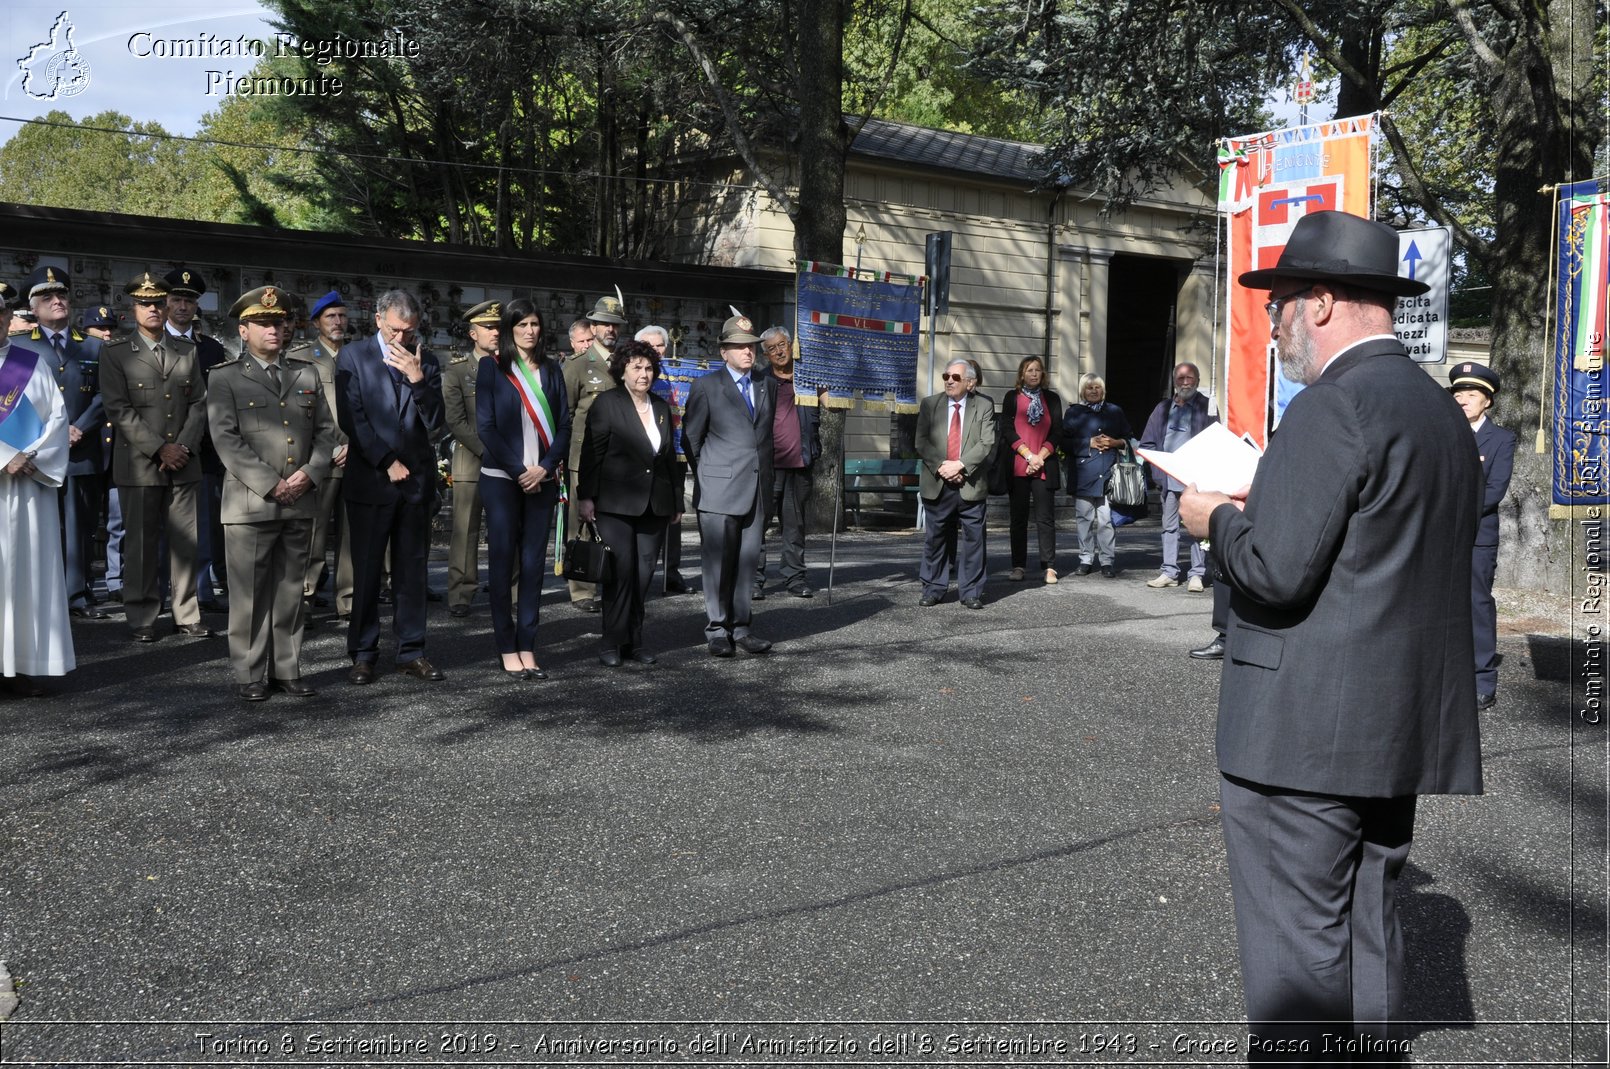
[[335, 290, 447, 685], [25, 265, 106, 620]]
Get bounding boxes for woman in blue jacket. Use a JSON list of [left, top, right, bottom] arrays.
[[1062, 374, 1132, 577], [475, 298, 570, 680]]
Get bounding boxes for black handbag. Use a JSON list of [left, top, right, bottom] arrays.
[[563, 520, 614, 584], [1103, 444, 1147, 509]]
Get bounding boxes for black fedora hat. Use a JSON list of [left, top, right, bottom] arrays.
[[1238, 210, 1429, 297]]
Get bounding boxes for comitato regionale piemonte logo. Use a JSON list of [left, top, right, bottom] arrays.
[[17, 11, 92, 100]]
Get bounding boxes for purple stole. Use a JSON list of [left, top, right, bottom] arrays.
[[0, 345, 41, 431]]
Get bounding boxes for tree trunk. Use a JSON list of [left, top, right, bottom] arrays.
[[796, 0, 851, 532]]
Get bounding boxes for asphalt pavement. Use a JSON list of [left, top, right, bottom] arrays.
[[0, 517, 1601, 1067]]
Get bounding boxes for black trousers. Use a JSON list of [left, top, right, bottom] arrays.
[[1007, 474, 1056, 569], [758, 464, 811, 589], [1471, 543, 1498, 696], [596, 508, 665, 652], [345, 495, 432, 664], [482, 477, 556, 656]]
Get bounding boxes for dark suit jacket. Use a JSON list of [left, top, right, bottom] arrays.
[[32, 326, 103, 476], [1472, 418, 1515, 548], [683, 365, 773, 516], [188, 331, 231, 476], [578, 387, 679, 517], [994, 387, 1064, 492], [916, 391, 996, 502], [335, 334, 446, 506], [1208, 338, 1484, 798], [474, 356, 571, 486]]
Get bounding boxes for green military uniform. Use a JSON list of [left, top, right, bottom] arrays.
[[209, 286, 337, 696], [564, 293, 628, 606], [284, 332, 352, 616], [100, 272, 208, 636], [443, 347, 488, 613]]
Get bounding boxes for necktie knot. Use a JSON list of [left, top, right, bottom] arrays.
[[50, 333, 65, 355]]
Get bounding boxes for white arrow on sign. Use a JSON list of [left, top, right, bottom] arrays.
[[1395, 226, 1451, 364]]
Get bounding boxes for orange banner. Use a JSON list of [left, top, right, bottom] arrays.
[[1218, 115, 1376, 446]]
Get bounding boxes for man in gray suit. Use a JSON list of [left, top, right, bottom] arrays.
[[916, 358, 996, 608], [1182, 210, 1483, 1057], [207, 287, 336, 701], [682, 313, 774, 657]]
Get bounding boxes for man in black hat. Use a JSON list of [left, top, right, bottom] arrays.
[[1181, 210, 1483, 1055], [563, 293, 628, 612], [163, 268, 231, 612], [24, 265, 107, 619], [1449, 362, 1515, 710], [100, 272, 216, 642]]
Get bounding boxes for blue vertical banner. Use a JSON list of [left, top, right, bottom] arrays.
[[1551, 179, 1610, 517], [793, 260, 923, 412], [652, 356, 719, 461]]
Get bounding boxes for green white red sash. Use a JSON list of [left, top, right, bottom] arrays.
[[507, 359, 556, 455]]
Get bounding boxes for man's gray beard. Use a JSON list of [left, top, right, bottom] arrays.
[[1277, 323, 1319, 386], [1174, 386, 1196, 402]]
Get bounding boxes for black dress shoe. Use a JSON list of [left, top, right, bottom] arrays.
[[573, 598, 601, 614], [107, 590, 124, 604], [1101, 565, 1117, 578], [627, 649, 657, 665], [1476, 692, 1497, 711], [522, 666, 549, 681], [1074, 562, 1094, 577], [448, 606, 469, 618], [962, 597, 985, 610], [426, 587, 445, 602], [398, 657, 445, 681], [175, 623, 218, 638], [708, 636, 735, 657], [752, 586, 766, 601], [919, 594, 941, 607], [599, 649, 623, 668], [348, 662, 376, 685], [131, 626, 158, 643], [787, 585, 815, 599], [735, 634, 772, 654], [69, 605, 108, 620], [239, 681, 271, 702], [4, 674, 47, 697], [311, 594, 329, 608], [1189, 636, 1226, 660], [663, 578, 689, 595], [270, 677, 317, 697]]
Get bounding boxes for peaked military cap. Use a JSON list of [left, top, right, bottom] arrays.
[[1448, 362, 1499, 396], [463, 300, 502, 326], [79, 306, 117, 330], [124, 272, 169, 301], [310, 290, 345, 318], [719, 312, 760, 344], [0, 282, 19, 310], [586, 294, 628, 326], [164, 268, 208, 299], [24, 265, 69, 300], [228, 285, 292, 322]]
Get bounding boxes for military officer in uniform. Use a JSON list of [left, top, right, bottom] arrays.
[[285, 290, 354, 621], [25, 266, 108, 619], [100, 271, 215, 643], [1449, 362, 1516, 710], [563, 293, 627, 612], [164, 268, 231, 612], [207, 286, 335, 700], [442, 300, 500, 617], [79, 305, 118, 342]]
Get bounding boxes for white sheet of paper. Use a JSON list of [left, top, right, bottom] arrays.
[[1136, 421, 1262, 494]]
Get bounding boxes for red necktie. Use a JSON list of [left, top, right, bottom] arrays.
[[947, 401, 961, 461]]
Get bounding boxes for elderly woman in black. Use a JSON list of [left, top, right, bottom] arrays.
[[475, 298, 570, 680], [577, 340, 681, 667]]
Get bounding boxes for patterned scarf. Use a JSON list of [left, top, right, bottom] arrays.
[[1021, 386, 1044, 426]]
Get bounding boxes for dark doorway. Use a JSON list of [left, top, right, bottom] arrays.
[[1104, 255, 1186, 434]]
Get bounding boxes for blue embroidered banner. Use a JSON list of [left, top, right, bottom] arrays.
[[1551, 179, 1610, 517], [793, 261, 923, 413], [653, 356, 720, 461]]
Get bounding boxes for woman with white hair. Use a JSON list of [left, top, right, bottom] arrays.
[[1062, 373, 1132, 577]]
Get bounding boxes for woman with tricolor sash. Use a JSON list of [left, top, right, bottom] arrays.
[[577, 340, 681, 668], [476, 298, 570, 680]]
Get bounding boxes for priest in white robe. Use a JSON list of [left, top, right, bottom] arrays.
[[0, 282, 75, 695]]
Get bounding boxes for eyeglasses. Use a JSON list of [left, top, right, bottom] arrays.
[[942, 373, 965, 382], [1265, 286, 1314, 324]]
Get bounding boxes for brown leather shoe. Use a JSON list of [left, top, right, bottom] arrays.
[[398, 657, 445, 681], [347, 661, 376, 686]]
